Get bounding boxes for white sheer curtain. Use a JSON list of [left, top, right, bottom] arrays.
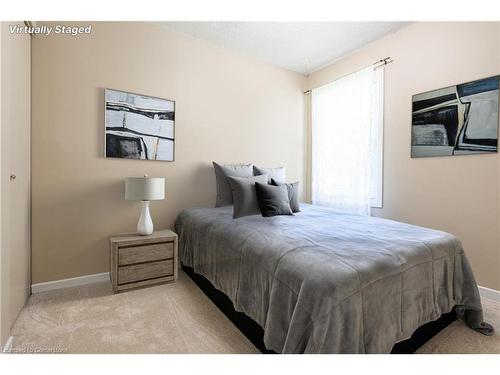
[[311, 66, 384, 215]]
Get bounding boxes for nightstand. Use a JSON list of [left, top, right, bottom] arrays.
[[110, 229, 178, 293]]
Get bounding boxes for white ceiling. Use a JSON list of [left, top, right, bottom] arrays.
[[158, 22, 410, 75]]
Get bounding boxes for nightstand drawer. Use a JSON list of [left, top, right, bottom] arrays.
[[118, 259, 174, 284], [110, 230, 178, 293], [118, 242, 174, 266]]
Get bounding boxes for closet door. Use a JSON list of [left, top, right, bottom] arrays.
[[0, 22, 31, 347]]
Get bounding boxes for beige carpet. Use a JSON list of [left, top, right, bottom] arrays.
[[10, 270, 500, 354], [11, 271, 259, 354], [416, 297, 500, 354]]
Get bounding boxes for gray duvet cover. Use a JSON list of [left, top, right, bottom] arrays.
[[175, 204, 493, 353]]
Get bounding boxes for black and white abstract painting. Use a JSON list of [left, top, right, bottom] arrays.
[[411, 76, 499, 158], [105, 89, 175, 161]]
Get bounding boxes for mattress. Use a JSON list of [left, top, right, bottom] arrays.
[[175, 204, 493, 353]]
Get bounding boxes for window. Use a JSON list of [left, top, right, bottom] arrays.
[[311, 66, 384, 215]]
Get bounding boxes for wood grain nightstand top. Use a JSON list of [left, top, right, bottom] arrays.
[[110, 229, 177, 244]]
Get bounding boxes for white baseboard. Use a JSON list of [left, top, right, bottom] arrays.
[[31, 272, 110, 294], [479, 285, 500, 302], [2, 336, 14, 353], [30, 272, 500, 303]]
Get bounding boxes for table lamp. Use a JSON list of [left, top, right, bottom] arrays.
[[125, 175, 165, 235]]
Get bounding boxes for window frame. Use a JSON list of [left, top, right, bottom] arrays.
[[370, 67, 384, 209]]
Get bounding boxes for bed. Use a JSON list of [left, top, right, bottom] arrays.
[[175, 203, 493, 353]]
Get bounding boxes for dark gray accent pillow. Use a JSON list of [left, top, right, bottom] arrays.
[[271, 178, 300, 213], [213, 162, 253, 207], [226, 174, 269, 219], [255, 182, 293, 217], [253, 165, 285, 183]]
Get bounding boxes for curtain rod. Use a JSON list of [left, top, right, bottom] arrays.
[[303, 56, 393, 95], [23, 21, 35, 35]]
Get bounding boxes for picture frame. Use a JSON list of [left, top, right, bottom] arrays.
[[411, 75, 499, 158], [105, 88, 176, 161]]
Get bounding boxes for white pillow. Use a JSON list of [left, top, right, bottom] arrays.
[[253, 165, 285, 183]]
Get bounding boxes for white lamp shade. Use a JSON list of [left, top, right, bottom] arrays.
[[125, 177, 165, 201]]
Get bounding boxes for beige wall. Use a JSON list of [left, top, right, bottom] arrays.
[[0, 20, 4, 346], [31, 22, 306, 283], [32, 21, 500, 291], [0, 22, 31, 346], [307, 22, 500, 290]]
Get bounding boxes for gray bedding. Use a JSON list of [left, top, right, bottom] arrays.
[[175, 204, 493, 353]]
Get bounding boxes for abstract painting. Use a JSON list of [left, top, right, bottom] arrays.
[[105, 89, 175, 161], [411, 76, 499, 158]]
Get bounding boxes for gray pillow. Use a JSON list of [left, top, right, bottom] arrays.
[[253, 165, 285, 183], [271, 178, 300, 213], [255, 182, 293, 217], [226, 174, 269, 219], [213, 162, 253, 207]]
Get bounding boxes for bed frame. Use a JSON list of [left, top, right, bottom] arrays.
[[182, 264, 457, 354]]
